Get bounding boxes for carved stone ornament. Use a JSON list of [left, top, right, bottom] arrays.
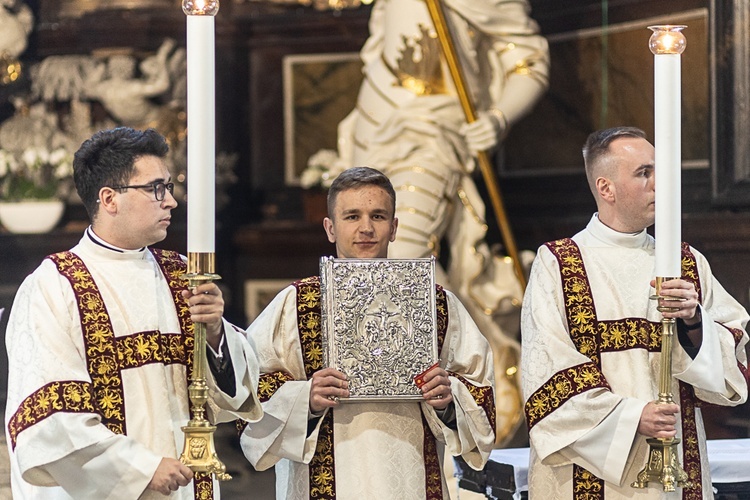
[[320, 256, 438, 402]]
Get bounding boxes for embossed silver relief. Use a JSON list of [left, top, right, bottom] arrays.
[[320, 256, 438, 402]]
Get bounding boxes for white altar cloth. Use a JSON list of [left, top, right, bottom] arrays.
[[483, 438, 750, 497]]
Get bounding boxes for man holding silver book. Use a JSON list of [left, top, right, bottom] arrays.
[[240, 166, 496, 499]]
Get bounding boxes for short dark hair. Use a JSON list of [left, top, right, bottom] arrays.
[[327, 166, 396, 218], [582, 126, 647, 193], [73, 127, 169, 220]]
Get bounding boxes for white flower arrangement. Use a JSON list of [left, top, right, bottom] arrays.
[[0, 146, 74, 201], [300, 149, 341, 189]]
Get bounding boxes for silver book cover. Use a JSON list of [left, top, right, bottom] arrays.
[[320, 256, 438, 402]]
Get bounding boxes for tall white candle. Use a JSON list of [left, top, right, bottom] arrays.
[[650, 26, 686, 278], [184, 1, 218, 253]]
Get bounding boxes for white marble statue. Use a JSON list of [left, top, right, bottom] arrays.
[[0, 0, 33, 59], [313, 0, 550, 447], [84, 39, 178, 128]]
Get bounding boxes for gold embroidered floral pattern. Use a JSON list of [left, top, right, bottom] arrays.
[[421, 412, 443, 500], [679, 381, 701, 499], [34, 251, 211, 499], [289, 278, 451, 499], [257, 371, 295, 403], [193, 472, 213, 500], [310, 412, 335, 499], [236, 418, 249, 436], [546, 239, 602, 365], [151, 250, 214, 500], [598, 318, 661, 352], [451, 373, 496, 440], [541, 239, 706, 499], [295, 277, 324, 378], [293, 277, 335, 500], [49, 252, 127, 434], [573, 465, 604, 499], [435, 285, 448, 349], [678, 243, 702, 499], [524, 362, 609, 430], [115, 330, 192, 369], [150, 249, 195, 376], [421, 285, 448, 500], [8, 381, 96, 448]]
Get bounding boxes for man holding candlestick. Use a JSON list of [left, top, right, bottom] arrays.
[[520, 126, 748, 498], [4, 127, 262, 499]]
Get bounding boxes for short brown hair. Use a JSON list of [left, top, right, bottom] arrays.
[[327, 167, 396, 218], [582, 126, 646, 195]]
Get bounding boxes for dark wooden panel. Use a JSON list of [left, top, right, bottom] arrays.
[[711, 0, 750, 206], [530, 0, 707, 34], [242, 7, 371, 193]]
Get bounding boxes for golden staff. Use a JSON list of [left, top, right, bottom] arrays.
[[424, 0, 526, 290]]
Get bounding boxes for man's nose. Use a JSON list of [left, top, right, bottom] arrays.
[[162, 189, 178, 208], [359, 217, 374, 233]]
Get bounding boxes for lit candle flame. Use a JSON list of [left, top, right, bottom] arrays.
[[183, 0, 219, 16], [649, 25, 687, 55]]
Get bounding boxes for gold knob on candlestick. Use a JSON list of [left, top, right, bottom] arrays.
[[183, 0, 219, 16], [648, 25, 687, 55]]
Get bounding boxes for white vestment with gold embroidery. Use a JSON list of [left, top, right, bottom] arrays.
[[5, 233, 262, 499], [521, 215, 749, 499], [240, 283, 495, 500]]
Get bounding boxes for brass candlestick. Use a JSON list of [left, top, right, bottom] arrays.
[[631, 277, 690, 491], [179, 252, 231, 481]]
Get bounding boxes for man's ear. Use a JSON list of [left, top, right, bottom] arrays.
[[389, 216, 398, 242], [596, 177, 615, 203], [323, 217, 336, 244], [98, 187, 118, 215]]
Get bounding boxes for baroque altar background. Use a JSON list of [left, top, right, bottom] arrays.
[[1, 0, 750, 496]]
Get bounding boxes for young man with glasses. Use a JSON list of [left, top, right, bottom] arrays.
[[5, 127, 262, 499]]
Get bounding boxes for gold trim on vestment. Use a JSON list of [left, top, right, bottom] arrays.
[[8, 249, 213, 499], [535, 238, 707, 498]]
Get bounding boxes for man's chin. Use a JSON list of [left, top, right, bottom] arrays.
[[148, 228, 169, 245]]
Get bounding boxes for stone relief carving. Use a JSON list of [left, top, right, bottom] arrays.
[[1, 34, 236, 209]]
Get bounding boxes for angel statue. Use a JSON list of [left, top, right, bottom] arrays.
[[84, 39, 186, 136], [308, 0, 550, 450]]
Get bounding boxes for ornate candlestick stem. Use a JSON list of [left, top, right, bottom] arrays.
[[179, 252, 230, 480], [632, 278, 690, 491]]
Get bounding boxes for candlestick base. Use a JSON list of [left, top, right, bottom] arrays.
[[631, 437, 690, 492], [179, 423, 231, 481]]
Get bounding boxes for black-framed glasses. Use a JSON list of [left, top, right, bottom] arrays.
[[109, 181, 175, 202]]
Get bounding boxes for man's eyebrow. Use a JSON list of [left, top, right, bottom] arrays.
[[340, 208, 361, 215], [143, 176, 169, 184]]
